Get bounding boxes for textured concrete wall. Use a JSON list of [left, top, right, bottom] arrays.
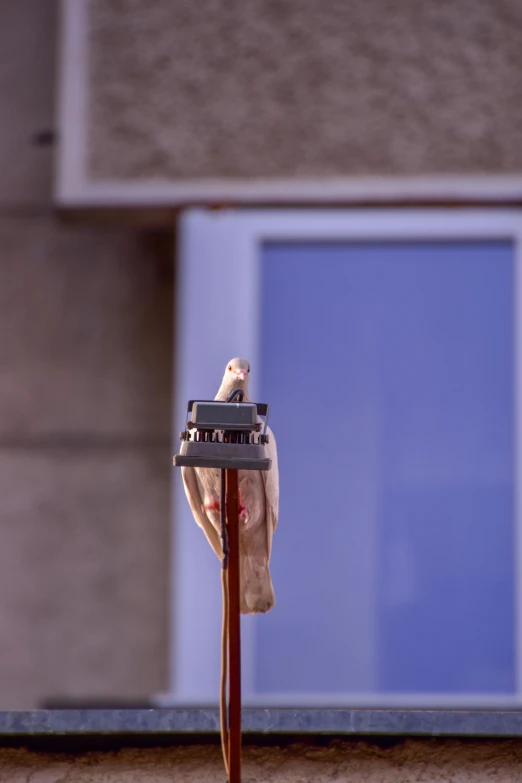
[[88, 0, 522, 181], [0, 1, 172, 707], [2, 739, 522, 782]]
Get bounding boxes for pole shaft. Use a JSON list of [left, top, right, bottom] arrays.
[[226, 468, 241, 783]]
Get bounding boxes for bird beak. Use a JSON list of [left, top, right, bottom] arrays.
[[235, 370, 246, 381]]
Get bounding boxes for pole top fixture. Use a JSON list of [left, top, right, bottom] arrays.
[[173, 396, 272, 471]]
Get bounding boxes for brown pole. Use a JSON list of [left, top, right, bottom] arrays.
[[226, 468, 241, 783]]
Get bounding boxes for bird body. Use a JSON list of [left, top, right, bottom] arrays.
[[181, 358, 279, 614]]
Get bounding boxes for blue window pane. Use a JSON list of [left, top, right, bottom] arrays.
[[257, 240, 516, 697]]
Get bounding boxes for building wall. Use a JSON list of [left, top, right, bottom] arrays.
[[1, 738, 522, 782], [2, 0, 520, 710], [88, 0, 522, 182], [0, 1, 173, 707]]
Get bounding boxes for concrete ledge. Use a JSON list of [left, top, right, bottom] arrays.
[[3, 709, 522, 738]]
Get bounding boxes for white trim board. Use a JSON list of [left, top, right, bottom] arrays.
[[57, 0, 522, 208], [163, 208, 522, 708]]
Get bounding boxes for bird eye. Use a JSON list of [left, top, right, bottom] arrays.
[[248, 365, 250, 373], [228, 365, 232, 371]]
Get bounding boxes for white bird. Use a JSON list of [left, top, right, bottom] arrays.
[[181, 358, 279, 614]]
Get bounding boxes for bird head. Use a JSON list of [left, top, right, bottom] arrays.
[[217, 357, 251, 399]]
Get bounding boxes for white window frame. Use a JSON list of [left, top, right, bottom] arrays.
[[164, 208, 522, 708]]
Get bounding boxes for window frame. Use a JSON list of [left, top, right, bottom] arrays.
[[167, 208, 522, 708]]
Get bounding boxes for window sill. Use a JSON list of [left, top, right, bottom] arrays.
[[2, 708, 522, 738]]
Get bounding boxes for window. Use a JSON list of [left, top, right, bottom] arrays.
[[169, 209, 522, 707]]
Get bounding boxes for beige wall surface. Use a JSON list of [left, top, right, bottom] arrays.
[[0, 1, 57, 206], [88, 0, 522, 182], [1, 739, 522, 782], [0, 0, 173, 707]]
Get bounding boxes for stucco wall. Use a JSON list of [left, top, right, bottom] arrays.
[[0, 0, 172, 707], [2, 739, 522, 782], [88, 0, 522, 181]]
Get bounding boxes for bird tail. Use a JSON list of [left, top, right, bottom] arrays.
[[240, 556, 275, 614]]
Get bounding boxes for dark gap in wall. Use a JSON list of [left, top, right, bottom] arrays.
[[2, 732, 522, 753]]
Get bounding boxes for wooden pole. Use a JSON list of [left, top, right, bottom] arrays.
[[226, 468, 241, 783]]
